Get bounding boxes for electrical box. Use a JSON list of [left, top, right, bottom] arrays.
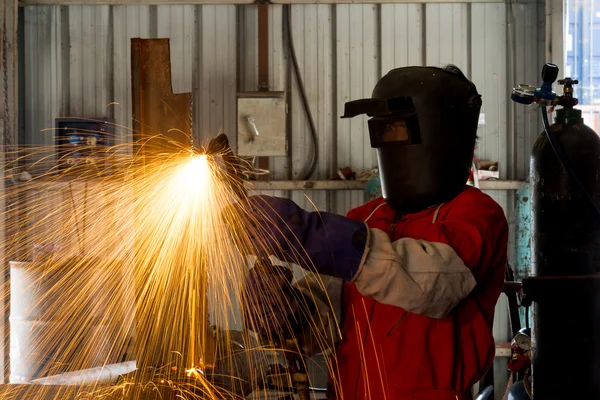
[[237, 92, 287, 156]]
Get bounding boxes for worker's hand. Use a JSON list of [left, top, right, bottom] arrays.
[[241, 259, 313, 338], [225, 195, 369, 281]]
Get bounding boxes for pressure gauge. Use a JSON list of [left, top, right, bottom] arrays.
[[513, 333, 531, 351]]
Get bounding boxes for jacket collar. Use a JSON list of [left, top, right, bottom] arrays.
[[370, 185, 472, 222], [372, 201, 442, 223]]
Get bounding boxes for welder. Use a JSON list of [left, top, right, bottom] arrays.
[[234, 65, 508, 400]]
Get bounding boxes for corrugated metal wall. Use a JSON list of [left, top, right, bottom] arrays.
[[21, 3, 545, 395], [21, 2, 544, 212]]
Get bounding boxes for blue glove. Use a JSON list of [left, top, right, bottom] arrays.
[[230, 195, 368, 281], [241, 260, 314, 338]]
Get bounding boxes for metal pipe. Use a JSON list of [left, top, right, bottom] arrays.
[[545, 0, 552, 63], [30, 361, 136, 386], [507, 0, 518, 181], [256, 2, 271, 182]]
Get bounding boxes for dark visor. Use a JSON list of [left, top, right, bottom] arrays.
[[368, 116, 421, 148]]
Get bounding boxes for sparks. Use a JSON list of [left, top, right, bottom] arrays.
[[0, 124, 337, 399]]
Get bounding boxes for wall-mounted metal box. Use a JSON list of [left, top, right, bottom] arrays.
[[236, 92, 287, 157]]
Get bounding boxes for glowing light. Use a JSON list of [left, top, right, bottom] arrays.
[[170, 155, 212, 198]]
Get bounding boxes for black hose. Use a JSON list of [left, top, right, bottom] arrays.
[[284, 5, 319, 180], [540, 105, 600, 219]]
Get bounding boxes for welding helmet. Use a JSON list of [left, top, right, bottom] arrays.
[[342, 65, 482, 214]]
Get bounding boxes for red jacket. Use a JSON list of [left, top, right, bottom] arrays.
[[328, 186, 508, 400]]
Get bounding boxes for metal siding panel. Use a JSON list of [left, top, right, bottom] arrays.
[[454, 4, 470, 71], [425, 4, 440, 65], [195, 5, 237, 145], [380, 4, 424, 73], [471, 4, 508, 181], [549, 0, 564, 68], [96, 7, 110, 115], [471, 4, 511, 394], [472, 18, 505, 233], [112, 6, 151, 149], [24, 6, 64, 146], [335, 4, 378, 216], [288, 5, 334, 212], [68, 6, 111, 117], [438, 6, 455, 64], [68, 7, 83, 116], [425, 4, 469, 70], [156, 6, 195, 96], [240, 5, 258, 92], [269, 5, 286, 91], [290, 5, 310, 181], [314, 4, 334, 212], [268, 5, 289, 184], [513, 2, 543, 180]]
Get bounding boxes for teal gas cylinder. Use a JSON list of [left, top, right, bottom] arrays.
[[514, 181, 531, 330], [515, 181, 531, 281], [364, 172, 382, 202]]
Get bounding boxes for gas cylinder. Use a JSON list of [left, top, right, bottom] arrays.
[[527, 68, 600, 398]]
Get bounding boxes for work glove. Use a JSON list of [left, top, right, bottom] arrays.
[[241, 259, 314, 338], [227, 195, 368, 281], [206, 133, 247, 201]]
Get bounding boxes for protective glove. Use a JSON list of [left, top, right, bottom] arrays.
[[241, 259, 314, 338], [206, 133, 247, 201], [229, 195, 368, 281]]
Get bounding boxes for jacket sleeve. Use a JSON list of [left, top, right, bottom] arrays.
[[351, 194, 507, 319], [271, 205, 371, 357]]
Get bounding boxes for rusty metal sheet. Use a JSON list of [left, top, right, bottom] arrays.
[[130, 38, 213, 374], [131, 38, 192, 157]]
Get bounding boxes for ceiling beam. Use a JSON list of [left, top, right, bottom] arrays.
[[20, 0, 539, 5], [19, 0, 254, 4]]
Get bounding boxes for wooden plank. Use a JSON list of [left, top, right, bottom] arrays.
[[248, 180, 524, 191], [18, 179, 525, 192]]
